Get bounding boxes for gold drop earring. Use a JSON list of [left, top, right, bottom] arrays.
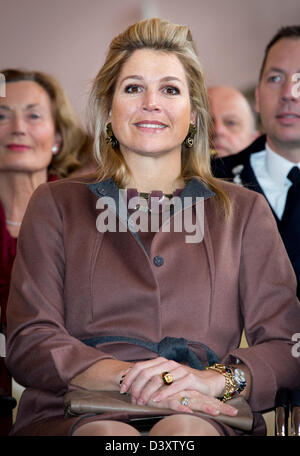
[[184, 123, 196, 148], [105, 122, 119, 149]]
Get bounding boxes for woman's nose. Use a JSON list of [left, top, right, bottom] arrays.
[[142, 89, 161, 111], [11, 114, 26, 135]]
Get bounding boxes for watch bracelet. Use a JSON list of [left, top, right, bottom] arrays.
[[206, 363, 241, 402]]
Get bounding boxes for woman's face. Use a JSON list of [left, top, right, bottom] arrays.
[[110, 49, 195, 159], [0, 80, 60, 173]]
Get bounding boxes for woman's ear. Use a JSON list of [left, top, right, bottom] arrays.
[[190, 109, 197, 125]]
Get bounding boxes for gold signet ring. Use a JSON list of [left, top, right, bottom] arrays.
[[161, 371, 173, 385]]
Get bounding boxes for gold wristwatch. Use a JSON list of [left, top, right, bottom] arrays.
[[206, 363, 246, 402]]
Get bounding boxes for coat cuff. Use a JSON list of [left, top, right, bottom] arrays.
[[222, 347, 277, 411]]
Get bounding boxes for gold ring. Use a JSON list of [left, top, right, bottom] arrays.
[[161, 371, 173, 385]]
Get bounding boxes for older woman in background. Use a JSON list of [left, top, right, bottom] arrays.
[[0, 68, 90, 434]]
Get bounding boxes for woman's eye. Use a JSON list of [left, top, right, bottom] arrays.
[[125, 85, 142, 94], [163, 86, 180, 95], [0, 113, 7, 121], [28, 113, 41, 120], [225, 119, 238, 127]]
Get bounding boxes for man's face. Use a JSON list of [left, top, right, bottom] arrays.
[[256, 38, 300, 153], [208, 86, 256, 157]]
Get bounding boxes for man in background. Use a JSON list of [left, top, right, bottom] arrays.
[[208, 85, 258, 157], [213, 26, 300, 298]]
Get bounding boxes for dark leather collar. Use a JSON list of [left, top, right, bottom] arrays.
[[87, 177, 215, 202]]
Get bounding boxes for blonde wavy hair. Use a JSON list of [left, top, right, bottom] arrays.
[[89, 18, 230, 214], [2, 69, 91, 178]]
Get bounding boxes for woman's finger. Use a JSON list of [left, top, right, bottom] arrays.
[[129, 359, 178, 400], [183, 391, 238, 417], [137, 365, 191, 405], [120, 357, 166, 393], [120, 357, 178, 398], [151, 366, 228, 403], [151, 370, 207, 403], [149, 390, 238, 417]]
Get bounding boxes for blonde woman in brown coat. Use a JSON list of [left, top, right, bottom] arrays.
[[6, 19, 300, 437]]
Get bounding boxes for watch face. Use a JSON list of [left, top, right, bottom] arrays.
[[234, 368, 246, 384]]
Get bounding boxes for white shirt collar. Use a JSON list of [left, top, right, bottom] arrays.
[[265, 142, 300, 186]]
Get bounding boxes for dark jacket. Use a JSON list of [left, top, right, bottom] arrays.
[[213, 135, 300, 297]]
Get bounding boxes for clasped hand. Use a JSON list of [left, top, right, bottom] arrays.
[[119, 357, 238, 417]]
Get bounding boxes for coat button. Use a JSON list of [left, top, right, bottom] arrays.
[[153, 255, 164, 267]]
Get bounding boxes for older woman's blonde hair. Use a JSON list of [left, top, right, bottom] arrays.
[[2, 68, 91, 178], [89, 18, 230, 214]]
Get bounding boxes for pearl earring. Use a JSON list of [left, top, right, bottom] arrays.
[[52, 145, 58, 153]]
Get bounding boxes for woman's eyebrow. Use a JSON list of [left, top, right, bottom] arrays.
[[119, 75, 184, 84], [160, 76, 183, 83], [0, 104, 44, 110], [119, 75, 143, 84], [25, 104, 48, 113], [25, 103, 43, 109]]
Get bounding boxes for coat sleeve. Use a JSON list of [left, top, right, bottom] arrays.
[[223, 192, 300, 412], [5, 183, 115, 394]]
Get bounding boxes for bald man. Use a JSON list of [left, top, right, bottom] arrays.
[[208, 86, 258, 157]]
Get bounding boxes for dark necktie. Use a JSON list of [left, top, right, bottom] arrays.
[[280, 166, 300, 297]]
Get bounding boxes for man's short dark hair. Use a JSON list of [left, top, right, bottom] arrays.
[[259, 25, 300, 80]]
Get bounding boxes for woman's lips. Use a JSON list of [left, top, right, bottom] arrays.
[[135, 121, 167, 132], [6, 144, 32, 151]]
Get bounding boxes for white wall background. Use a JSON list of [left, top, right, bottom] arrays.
[[1, 0, 300, 125]]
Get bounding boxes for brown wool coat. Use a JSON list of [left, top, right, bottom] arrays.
[[6, 176, 300, 434]]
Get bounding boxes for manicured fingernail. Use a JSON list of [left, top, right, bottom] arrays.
[[119, 375, 127, 392], [228, 407, 238, 415], [120, 384, 128, 394]]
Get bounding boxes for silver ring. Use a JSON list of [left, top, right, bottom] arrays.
[[180, 396, 189, 406]]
